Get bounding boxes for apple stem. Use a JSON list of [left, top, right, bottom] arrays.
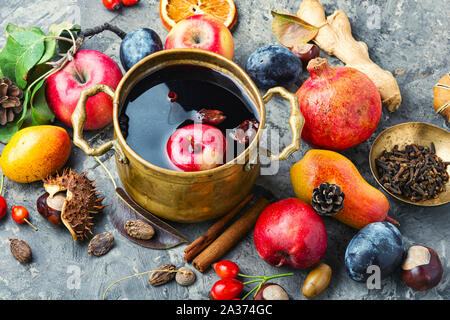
[[72, 60, 86, 84], [44, 36, 74, 44], [275, 254, 288, 267], [385, 215, 400, 227], [187, 135, 194, 146]]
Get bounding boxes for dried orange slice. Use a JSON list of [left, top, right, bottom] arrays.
[[159, 0, 237, 31]]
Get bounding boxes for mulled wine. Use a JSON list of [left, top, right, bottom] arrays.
[[119, 65, 259, 171]]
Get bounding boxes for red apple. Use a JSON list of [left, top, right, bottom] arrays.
[[167, 123, 226, 172], [165, 14, 234, 60], [254, 198, 327, 269], [45, 50, 123, 130]]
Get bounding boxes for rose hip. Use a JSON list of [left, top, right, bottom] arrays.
[[210, 278, 243, 300], [122, 0, 139, 6], [213, 260, 240, 279], [0, 175, 7, 219], [11, 206, 38, 231], [195, 109, 226, 125], [103, 0, 121, 10], [0, 196, 6, 219]]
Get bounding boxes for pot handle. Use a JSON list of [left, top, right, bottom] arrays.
[[71, 84, 128, 164], [262, 87, 304, 161]]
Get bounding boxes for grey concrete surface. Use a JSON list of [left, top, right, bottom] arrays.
[[0, 0, 449, 300]]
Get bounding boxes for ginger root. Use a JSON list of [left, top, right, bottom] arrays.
[[297, 0, 402, 112], [433, 73, 450, 122]]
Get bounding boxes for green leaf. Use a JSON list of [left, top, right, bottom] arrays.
[[0, 121, 20, 144], [0, 28, 45, 89], [271, 10, 318, 48], [0, 23, 61, 143], [4, 23, 54, 66], [46, 21, 73, 60], [49, 22, 81, 54], [5, 24, 44, 38], [30, 78, 54, 125]]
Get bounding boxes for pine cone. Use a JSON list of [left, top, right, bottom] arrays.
[[0, 77, 24, 126], [311, 182, 345, 216]]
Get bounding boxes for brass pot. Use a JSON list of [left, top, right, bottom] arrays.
[[71, 49, 304, 222]]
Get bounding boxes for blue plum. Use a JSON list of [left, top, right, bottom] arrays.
[[120, 28, 163, 71], [245, 45, 303, 88], [345, 222, 405, 282]]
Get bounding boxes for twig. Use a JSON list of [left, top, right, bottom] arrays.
[[103, 269, 189, 300], [80, 22, 127, 40], [94, 156, 117, 190]]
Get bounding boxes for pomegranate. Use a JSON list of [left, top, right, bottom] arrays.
[[296, 58, 382, 150]]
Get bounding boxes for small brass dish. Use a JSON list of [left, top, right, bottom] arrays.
[[369, 122, 450, 206]]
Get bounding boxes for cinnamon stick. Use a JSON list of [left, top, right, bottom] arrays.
[[192, 197, 270, 273], [184, 193, 254, 262]]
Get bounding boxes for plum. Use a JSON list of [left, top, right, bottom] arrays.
[[345, 222, 405, 282], [120, 28, 163, 71], [245, 45, 303, 88]]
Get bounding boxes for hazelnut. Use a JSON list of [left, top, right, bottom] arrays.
[[302, 263, 332, 299], [254, 283, 289, 300], [175, 267, 196, 286], [291, 43, 320, 68], [401, 245, 443, 291]]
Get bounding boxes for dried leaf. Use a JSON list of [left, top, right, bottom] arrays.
[[271, 10, 318, 48], [109, 187, 188, 249]]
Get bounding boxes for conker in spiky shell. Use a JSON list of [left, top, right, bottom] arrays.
[[42, 169, 106, 241], [296, 58, 381, 150]]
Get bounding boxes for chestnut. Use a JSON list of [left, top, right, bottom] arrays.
[[401, 245, 443, 291], [291, 43, 320, 68], [36, 192, 66, 226], [254, 283, 289, 300]]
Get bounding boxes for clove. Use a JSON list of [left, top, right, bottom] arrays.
[[375, 143, 449, 202]]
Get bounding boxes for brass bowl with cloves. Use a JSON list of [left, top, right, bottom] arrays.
[[369, 122, 450, 206]]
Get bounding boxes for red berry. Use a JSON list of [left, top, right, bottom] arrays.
[[122, 0, 139, 6], [11, 206, 29, 224], [214, 260, 240, 279], [103, 0, 121, 10], [11, 206, 38, 231], [0, 196, 7, 219], [210, 279, 243, 300]]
